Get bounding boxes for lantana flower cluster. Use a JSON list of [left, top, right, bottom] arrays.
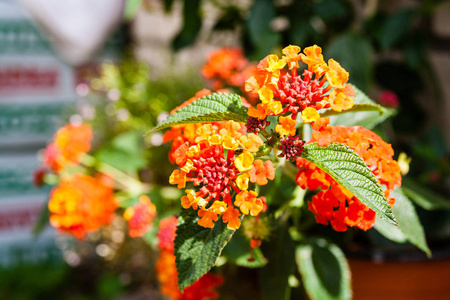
[[42, 123, 157, 239], [156, 216, 223, 300], [43, 123, 93, 173], [245, 45, 355, 136], [123, 195, 157, 238], [296, 118, 402, 231], [48, 173, 117, 239], [169, 120, 275, 230], [201, 47, 257, 102]]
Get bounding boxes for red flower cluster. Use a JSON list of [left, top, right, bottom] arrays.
[[48, 174, 117, 239], [123, 195, 157, 238], [156, 216, 223, 300], [296, 118, 401, 231]]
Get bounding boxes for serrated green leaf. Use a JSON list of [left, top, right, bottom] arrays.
[[376, 188, 431, 257], [146, 93, 248, 135], [301, 143, 397, 225], [327, 84, 395, 129], [174, 208, 235, 291], [296, 239, 351, 300], [402, 178, 450, 211]]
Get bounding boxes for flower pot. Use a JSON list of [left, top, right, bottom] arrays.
[[349, 257, 450, 300]]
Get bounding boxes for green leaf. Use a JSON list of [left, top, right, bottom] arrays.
[[312, 0, 351, 23], [222, 231, 267, 268], [33, 201, 50, 236], [124, 0, 142, 21], [95, 131, 146, 172], [402, 178, 450, 211], [174, 208, 236, 291], [326, 84, 395, 129], [259, 223, 295, 300], [146, 92, 248, 135], [376, 188, 431, 256], [296, 239, 351, 300], [373, 215, 407, 244], [247, 0, 280, 59], [301, 143, 397, 225], [172, 0, 202, 50], [320, 103, 384, 117], [289, 17, 311, 46], [234, 248, 267, 268], [380, 9, 415, 50], [326, 33, 374, 92]]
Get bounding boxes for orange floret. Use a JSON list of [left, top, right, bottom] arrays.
[[234, 190, 263, 216], [275, 115, 297, 136], [247, 160, 275, 186], [222, 207, 242, 230], [198, 209, 219, 228], [282, 45, 302, 70], [325, 59, 349, 89]]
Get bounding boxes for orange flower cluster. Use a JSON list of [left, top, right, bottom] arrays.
[[163, 89, 249, 163], [123, 195, 157, 238], [296, 118, 402, 231], [48, 174, 117, 239], [169, 121, 275, 230], [44, 124, 93, 172], [245, 45, 355, 138], [202, 48, 252, 89], [156, 216, 223, 300], [201, 48, 259, 104]]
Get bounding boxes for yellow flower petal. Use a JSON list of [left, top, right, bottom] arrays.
[[235, 151, 254, 172], [301, 107, 320, 123], [236, 173, 249, 190], [258, 86, 274, 103]]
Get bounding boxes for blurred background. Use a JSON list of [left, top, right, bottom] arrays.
[[0, 0, 449, 299]]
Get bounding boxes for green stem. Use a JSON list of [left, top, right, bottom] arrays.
[[279, 159, 298, 181], [259, 128, 271, 140], [81, 154, 147, 195]]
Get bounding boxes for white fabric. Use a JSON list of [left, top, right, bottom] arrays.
[[17, 0, 126, 65]]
